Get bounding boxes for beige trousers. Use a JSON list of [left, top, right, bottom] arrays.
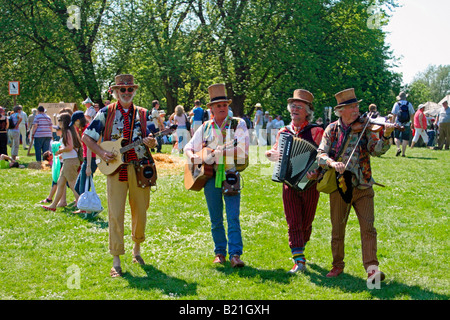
[[107, 164, 150, 256]]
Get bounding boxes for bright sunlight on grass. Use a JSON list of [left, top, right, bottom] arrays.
[[0, 145, 448, 300]]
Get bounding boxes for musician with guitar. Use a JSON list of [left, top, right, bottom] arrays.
[[81, 74, 157, 278], [184, 84, 249, 268], [265, 89, 324, 273], [316, 88, 395, 283]]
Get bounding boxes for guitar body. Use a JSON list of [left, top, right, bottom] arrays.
[[96, 138, 125, 175], [184, 148, 216, 191]]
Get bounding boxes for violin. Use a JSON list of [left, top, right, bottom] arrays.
[[351, 113, 404, 133]]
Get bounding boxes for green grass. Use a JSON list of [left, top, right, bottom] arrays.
[[0, 144, 448, 300]]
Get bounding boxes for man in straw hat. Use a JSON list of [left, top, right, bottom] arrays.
[[184, 83, 249, 268], [265, 89, 324, 273], [316, 88, 395, 283], [391, 91, 415, 157], [83, 96, 96, 123], [82, 74, 157, 277]]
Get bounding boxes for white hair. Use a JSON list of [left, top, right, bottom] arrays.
[[287, 102, 314, 122], [334, 107, 343, 118]]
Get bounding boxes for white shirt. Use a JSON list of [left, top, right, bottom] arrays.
[[184, 118, 249, 170]]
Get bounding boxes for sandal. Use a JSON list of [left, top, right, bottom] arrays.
[[41, 205, 56, 212], [132, 255, 145, 265], [110, 266, 122, 278], [40, 198, 52, 204], [72, 209, 88, 214]]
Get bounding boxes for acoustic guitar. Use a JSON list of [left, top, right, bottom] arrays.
[[96, 125, 177, 176], [184, 140, 238, 191]]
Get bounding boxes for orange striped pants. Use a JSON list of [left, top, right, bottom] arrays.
[[329, 186, 378, 271]]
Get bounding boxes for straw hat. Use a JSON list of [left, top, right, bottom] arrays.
[[206, 84, 232, 107], [334, 88, 362, 109], [111, 74, 139, 89], [287, 89, 315, 110], [82, 97, 93, 105]]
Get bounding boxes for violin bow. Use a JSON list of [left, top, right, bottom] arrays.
[[341, 111, 374, 173]]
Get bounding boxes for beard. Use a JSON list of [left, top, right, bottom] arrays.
[[114, 89, 136, 105], [118, 92, 135, 104]]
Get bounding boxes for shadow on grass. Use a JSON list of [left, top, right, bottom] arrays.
[[214, 264, 293, 285], [122, 264, 198, 297], [306, 263, 449, 300]]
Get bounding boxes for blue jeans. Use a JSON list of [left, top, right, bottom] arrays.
[[34, 136, 51, 161], [75, 157, 98, 195], [203, 177, 243, 257]]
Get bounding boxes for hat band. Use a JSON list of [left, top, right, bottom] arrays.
[[210, 96, 228, 102], [339, 98, 359, 105]]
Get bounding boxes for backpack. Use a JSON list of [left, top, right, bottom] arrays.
[[8, 115, 16, 129], [397, 101, 411, 124]]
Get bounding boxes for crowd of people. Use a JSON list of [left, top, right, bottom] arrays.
[[1, 74, 449, 282]]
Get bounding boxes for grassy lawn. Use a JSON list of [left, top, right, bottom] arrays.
[[0, 144, 448, 301]]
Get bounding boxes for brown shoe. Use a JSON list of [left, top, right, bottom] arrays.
[[230, 255, 245, 268], [213, 254, 226, 264], [326, 266, 344, 278]]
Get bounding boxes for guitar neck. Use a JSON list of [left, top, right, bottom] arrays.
[[119, 128, 174, 154]]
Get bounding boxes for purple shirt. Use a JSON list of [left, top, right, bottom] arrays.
[[33, 113, 53, 138]]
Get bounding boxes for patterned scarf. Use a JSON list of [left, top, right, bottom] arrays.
[[117, 102, 138, 181]]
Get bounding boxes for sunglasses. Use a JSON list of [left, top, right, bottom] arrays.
[[119, 87, 135, 93]]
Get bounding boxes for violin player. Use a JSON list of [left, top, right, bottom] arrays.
[[316, 88, 395, 283]]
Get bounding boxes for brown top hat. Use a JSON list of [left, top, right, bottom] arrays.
[[111, 74, 139, 89], [287, 89, 314, 110], [207, 84, 232, 107], [334, 88, 362, 109]]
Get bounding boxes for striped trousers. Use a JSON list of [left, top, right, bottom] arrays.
[[330, 186, 378, 270], [282, 183, 320, 251]]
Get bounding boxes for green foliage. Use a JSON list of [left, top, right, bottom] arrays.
[[1, 0, 402, 117], [0, 145, 448, 300], [406, 65, 450, 106]]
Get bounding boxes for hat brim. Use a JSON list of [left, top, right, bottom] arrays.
[[334, 99, 362, 109], [111, 84, 139, 89], [207, 99, 232, 107], [287, 98, 314, 111]]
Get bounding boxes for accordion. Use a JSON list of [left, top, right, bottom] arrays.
[[272, 132, 318, 191]]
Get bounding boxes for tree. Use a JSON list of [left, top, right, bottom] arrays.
[[0, 0, 108, 109]]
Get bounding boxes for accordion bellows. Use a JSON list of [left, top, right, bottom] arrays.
[[272, 133, 318, 191]]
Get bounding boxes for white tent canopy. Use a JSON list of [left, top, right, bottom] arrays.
[[438, 94, 450, 105], [423, 101, 440, 116], [423, 95, 449, 117]]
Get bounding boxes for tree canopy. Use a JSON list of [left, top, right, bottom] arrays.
[[1, 0, 403, 119]]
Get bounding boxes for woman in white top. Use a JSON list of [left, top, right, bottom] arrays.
[[170, 105, 191, 154], [41, 113, 81, 212]]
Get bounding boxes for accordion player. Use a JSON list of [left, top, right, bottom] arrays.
[[271, 132, 319, 191]]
